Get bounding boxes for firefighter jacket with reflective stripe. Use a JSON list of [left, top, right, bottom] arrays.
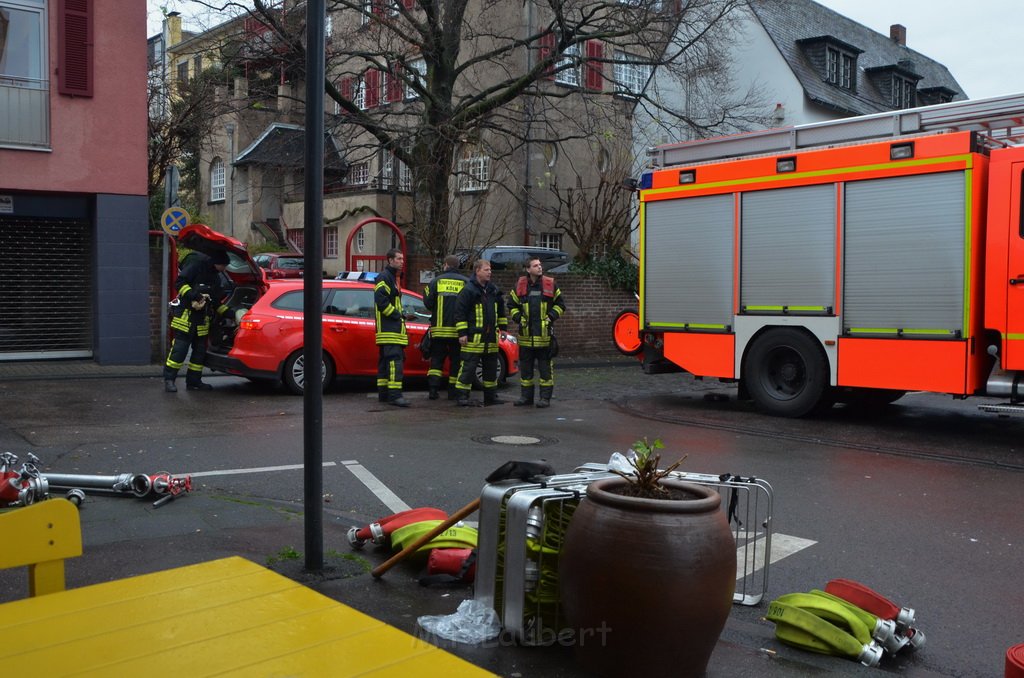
[[508, 275, 565, 348], [455, 276, 507, 354], [423, 270, 468, 339], [170, 255, 228, 336], [375, 266, 408, 346]]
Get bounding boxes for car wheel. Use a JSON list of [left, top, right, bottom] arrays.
[[743, 328, 829, 418], [473, 354, 507, 390], [282, 350, 335, 395], [613, 309, 643, 356]]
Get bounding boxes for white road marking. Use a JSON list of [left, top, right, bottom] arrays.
[[342, 460, 412, 513], [737, 533, 816, 579], [188, 462, 337, 478]]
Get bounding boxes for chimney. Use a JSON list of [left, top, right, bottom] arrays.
[[890, 24, 907, 46], [166, 12, 182, 46]]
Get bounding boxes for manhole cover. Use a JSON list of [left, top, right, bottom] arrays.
[[471, 435, 558, 446], [491, 435, 542, 445]]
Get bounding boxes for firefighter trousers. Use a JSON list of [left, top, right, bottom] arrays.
[[163, 325, 208, 385], [518, 345, 554, 400], [377, 344, 406, 401], [428, 337, 461, 394]]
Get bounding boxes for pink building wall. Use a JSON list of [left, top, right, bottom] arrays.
[[1, 1, 147, 196]]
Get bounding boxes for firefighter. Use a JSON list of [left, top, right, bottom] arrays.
[[508, 256, 566, 408], [423, 254, 468, 400], [453, 258, 508, 407], [375, 248, 411, 407], [163, 250, 230, 392]]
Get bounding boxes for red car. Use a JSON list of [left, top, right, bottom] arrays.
[[177, 225, 518, 394], [253, 252, 304, 279]]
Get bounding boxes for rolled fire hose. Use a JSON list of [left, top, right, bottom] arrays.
[[825, 578, 925, 649], [347, 507, 449, 549], [389, 520, 479, 553], [766, 600, 883, 667]]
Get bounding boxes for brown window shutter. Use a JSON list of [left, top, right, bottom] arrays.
[[59, 0, 93, 97], [585, 40, 604, 91], [365, 70, 380, 108], [539, 32, 555, 79], [387, 67, 403, 102]]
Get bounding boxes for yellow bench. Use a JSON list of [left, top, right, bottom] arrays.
[[0, 499, 82, 597]]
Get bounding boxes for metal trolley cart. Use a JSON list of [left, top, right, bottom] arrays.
[[474, 464, 774, 645]]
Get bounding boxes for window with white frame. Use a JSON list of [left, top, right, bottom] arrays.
[[399, 158, 412, 191], [388, 0, 400, 16], [354, 77, 366, 110], [825, 46, 855, 90], [457, 151, 490, 193], [1, 0, 48, 147], [356, 229, 365, 253], [287, 228, 304, 251], [324, 227, 338, 258], [612, 51, 651, 95], [406, 58, 426, 99], [892, 74, 915, 108], [325, 15, 333, 37], [348, 162, 369, 186], [360, 0, 372, 25], [555, 43, 580, 86], [380, 70, 389, 104], [618, 0, 662, 9], [539, 232, 562, 250], [210, 158, 226, 201]]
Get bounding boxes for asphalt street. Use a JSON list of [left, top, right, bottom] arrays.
[[1, 359, 1022, 677]]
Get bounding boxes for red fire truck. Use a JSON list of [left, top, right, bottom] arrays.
[[616, 93, 1024, 417]]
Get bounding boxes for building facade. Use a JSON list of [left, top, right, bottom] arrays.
[[1, 0, 150, 363]]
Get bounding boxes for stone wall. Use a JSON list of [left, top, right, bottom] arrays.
[[492, 271, 636, 358]]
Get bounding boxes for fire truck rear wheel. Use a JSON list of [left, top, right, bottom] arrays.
[[744, 328, 829, 418]]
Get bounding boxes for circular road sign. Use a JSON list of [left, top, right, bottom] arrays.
[[161, 207, 190, 237]]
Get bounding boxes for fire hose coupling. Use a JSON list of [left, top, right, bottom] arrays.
[[347, 527, 366, 549], [895, 606, 916, 631], [857, 643, 884, 668]]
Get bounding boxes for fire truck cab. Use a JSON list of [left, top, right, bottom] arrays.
[[630, 93, 1024, 417]]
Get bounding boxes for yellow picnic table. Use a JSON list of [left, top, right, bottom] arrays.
[[0, 555, 494, 677]]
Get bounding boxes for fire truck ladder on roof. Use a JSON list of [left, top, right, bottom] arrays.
[[650, 92, 1024, 168]]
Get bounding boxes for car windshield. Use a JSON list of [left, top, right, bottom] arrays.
[[402, 293, 431, 322]]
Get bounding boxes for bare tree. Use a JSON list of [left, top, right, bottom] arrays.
[[180, 0, 770, 261]]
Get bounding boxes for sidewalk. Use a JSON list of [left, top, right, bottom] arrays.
[[0, 355, 636, 382]]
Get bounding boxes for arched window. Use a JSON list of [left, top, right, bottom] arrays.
[[210, 158, 226, 201]]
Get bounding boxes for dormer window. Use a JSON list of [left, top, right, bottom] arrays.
[[892, 74, 915, 108], [826, 47, 855, 90], [796, 36, 863, 93], [866, 62, 923, 110]]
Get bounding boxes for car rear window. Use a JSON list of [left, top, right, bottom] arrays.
[[278, 258, 304, 269]]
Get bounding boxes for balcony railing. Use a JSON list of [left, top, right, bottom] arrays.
[[0, 77, 50, 149]]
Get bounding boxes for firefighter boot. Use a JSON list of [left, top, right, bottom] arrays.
[[378, 386, 388, 403], [448, 383, 460, 400], [428, 376, 440, 400], [536, 386, 553, 409], [513, 385, 534, 407], [484, 389, 505, 406], [164, 380, 178, 393]]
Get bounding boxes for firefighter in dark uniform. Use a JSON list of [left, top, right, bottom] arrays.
[[375, 248, 411, 407], [423, 254, 468, 400], [163, 250, 230, 392], [508, 256, 565, 408], [454, 258, 508, 407]]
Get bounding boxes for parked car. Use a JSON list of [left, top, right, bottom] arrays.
[[206, 277, 517, 394], [456, 245, 570, 273], [177, 228, 517, 394], [253, 252, 305, 279]]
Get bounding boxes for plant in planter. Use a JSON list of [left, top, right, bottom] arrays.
[[559, 438, 736, 678]]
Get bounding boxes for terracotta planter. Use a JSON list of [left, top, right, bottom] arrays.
[[559, 477, 736, 677]]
